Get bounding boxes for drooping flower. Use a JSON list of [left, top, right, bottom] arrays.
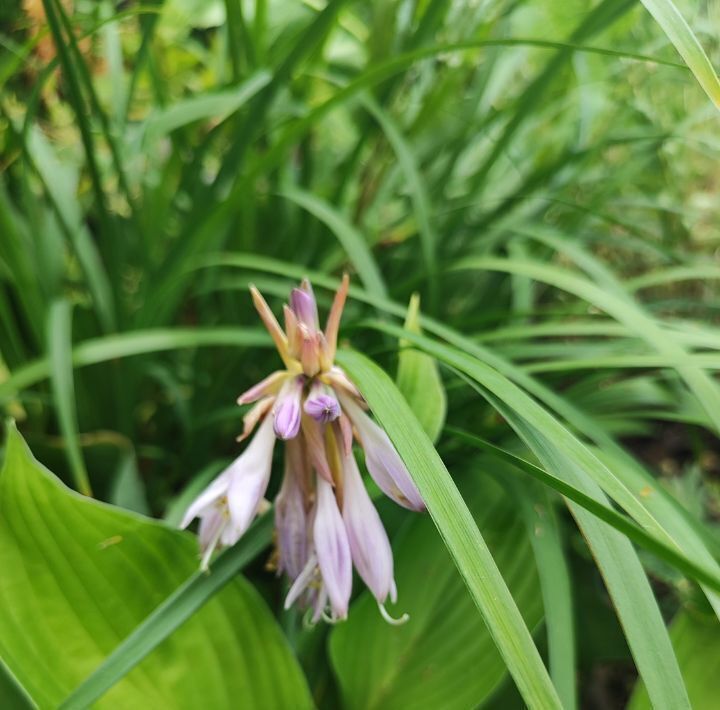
[[181, 275, 424, 622], [181, 414, 276, 570]]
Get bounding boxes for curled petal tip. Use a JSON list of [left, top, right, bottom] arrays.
[[379, 603, 409, 626]]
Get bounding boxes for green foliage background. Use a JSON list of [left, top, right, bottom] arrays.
[[1, 0, 720, 707]]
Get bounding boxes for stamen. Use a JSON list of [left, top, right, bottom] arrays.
[[284, 553, 318, 609], [378, 602, 410, 626], [321, 609, 340, 625], [302, 608, 319, 630], [200, 521, 225, 572]]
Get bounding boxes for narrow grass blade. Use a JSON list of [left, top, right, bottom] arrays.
[[358, 324, 689, 709], [0, 327, 271, 403], [448, 428, 720, 593], [361, 96, 438, 306], [511, 482, 576, 710], [143, 71, 272, 141], [452, 257, 720, 434], [278, 188, 387, 297], [335, 350, 562, 710], [46, 300, 91, 496], [396, 294, 446, 443], [640, 0, 720, 109]]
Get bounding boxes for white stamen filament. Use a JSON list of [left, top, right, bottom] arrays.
[[378, 602, 410, 626], [200, 520, 225, 571], [284, 553, 319, 609]]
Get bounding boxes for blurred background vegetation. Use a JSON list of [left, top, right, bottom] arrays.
[[1, 0, 720, 707]]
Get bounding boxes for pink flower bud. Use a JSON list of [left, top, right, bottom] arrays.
[[273, 377, 304, 440]]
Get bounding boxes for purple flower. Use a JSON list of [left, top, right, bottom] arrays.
[[304, 382, 341, 423], [181, 274, 424, 623]]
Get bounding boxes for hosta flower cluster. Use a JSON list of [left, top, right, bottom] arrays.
[[182, 276, 424, 623]]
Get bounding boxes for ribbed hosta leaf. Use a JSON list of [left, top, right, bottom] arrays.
[[0, 423, 311, 709], [330, 474, 542, 710]]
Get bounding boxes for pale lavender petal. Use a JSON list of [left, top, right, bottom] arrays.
[[220, 520, 243, 547], [275, 441, 309, 580], [314, 476, 352, 620], [304, 382, 340, 423], [198, 508, 225, 549], [236, 370, 287, 405], [342, 450, 395, 604], [226, 415, 277, 535], [299, 325, 321, 376], [324, 366, 362, 399], [337, 413, 354, 456], [340, 395, 425, 512], [236, 396, 274, 442], [273, 377, 303, 440], [179, 472, 230, 529], [199, 513, 227, 570], [290, 286, 319, 330], [301, 416, 334, 483]]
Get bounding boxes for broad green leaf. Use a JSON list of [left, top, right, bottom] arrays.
[[0, 423, 311, 710], [335, 350, 562, 710], [629, 610, 720, 709], [330, 475, 543, 710], [0, 660, 33, 710], [640, 0, 720, 110], [396, 294, 446, 443]]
